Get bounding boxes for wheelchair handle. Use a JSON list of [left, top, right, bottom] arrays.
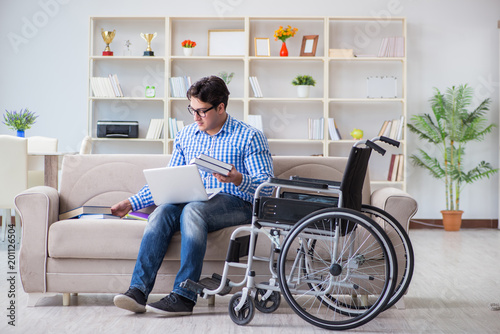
[[366, 140, 386, 156], [379, 136, 400, 148]]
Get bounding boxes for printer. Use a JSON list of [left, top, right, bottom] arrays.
[[97, 120, 139, 138]]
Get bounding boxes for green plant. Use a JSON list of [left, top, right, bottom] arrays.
[[408, 84, 498, 211], [3, 108, 38, 131], [292, 75, 316, 86], [218, 71, 234, 85]]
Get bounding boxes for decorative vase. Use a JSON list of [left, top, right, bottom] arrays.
[[183, 48, 193, 56], [280, 42, 288, 57], [16, 130, 25, 137], [441, 210, 463, 231], [296, 85, 310, 98]]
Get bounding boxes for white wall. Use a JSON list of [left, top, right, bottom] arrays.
[[1, 0, 499, 219]]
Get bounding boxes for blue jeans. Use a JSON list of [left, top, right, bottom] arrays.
[[130, 193, 252, 303]]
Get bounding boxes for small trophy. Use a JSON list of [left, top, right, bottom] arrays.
[[141, 32, 157, 56], [101, 29, 116, 56]]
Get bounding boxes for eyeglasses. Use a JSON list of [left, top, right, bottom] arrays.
[[187, 105, 215, 118]]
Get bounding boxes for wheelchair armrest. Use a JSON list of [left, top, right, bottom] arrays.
[[290, 175, 341, 188], [268, 177, 328, 190]]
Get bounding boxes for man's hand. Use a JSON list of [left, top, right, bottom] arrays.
[[111, 199, 133, 218], [213, 165, 242, 186]]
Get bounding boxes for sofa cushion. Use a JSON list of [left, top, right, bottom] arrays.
[[48, 218, 246, 261]]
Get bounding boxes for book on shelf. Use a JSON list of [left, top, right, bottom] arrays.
[[169, 76, 192, 98], [59, 205, 112, 220], [378, 36, 405, 57], [327, 118, 342, 141], [396, 154, 404, 182], [90, 75, 124, 98], [308, 118, 324, 140], [247, 115, 263, 132], [377, 116, 404, 140], [249, 76, 263, 98], [146, 119, 164, 139], [167, 118, 184, 139], [190, 154, 231, 176], [387, 154, 404, 182]]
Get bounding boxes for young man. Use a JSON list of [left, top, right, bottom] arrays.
[[112, 75, 274, 316]]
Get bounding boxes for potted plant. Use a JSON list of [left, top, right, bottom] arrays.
[[274, 25, 298, 57], [181, 39, 196, 56], [3, 108, 38, 137], [408, 84, 498, 231], [292, 75, 316, 98]]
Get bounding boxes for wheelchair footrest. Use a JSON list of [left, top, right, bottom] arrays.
[[180, 274, 232, 296], [198, 273, 232, 296]]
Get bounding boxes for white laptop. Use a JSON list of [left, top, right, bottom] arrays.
[[143, 165, 222, 205]]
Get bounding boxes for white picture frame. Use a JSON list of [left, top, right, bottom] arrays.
[[208, 29, 245, 56], [254, 38, 270, 57]]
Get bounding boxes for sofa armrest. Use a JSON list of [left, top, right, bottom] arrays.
[[15, 186, 60, 293], [370, 187, 418, 232]]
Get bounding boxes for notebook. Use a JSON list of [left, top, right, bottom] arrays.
[[143, 165, 222, 205]]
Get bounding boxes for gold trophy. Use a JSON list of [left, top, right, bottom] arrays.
[[141, 32, 157, 56], [101, 29, 116, 56]]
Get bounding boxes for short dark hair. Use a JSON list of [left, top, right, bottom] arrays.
[[187, 75, 230, 109]]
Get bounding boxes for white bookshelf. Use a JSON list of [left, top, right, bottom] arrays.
[[87, 16, 407, 190]]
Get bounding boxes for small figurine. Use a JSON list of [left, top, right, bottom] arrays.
[[350, 128, 363, 140]]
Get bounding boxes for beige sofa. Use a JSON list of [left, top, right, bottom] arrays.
[[15, 154, 417, 306]]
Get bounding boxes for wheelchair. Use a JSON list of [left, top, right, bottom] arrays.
[[181, 136, 414, 331]]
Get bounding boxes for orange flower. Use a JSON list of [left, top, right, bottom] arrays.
[[273, 25, 298, 42], [182, 40, 196, 48]]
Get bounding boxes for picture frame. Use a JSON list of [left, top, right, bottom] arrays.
[[254, 37, 270, 57], [208, 29, 245, 56], [300, 35, 319, 56]]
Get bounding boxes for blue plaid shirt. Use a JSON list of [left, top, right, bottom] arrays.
[[129, 114, 274, 210]]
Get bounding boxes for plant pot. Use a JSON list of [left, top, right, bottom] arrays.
[[441, 210, 463, 231], [183, 48, 193, 56], [16, 130, 25, 137], [296, 85, 310, 98]]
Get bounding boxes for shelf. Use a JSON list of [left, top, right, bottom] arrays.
[[249, 97, 324, 102], [90, 97, 165, 101], [90, 56, 166, 61], [92, 138, 164, 142], [329, 98, 405, 103], [329, 57, 405, 62]]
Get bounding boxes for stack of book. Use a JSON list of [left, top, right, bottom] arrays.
[[308, 118, 324, 140], [59, 206, 115, 220], [190, 154, 231, 176], [168, 118, 185, 139], [170, 76, 192, 98], [145, 119, 164, 139], [377, 116, 404, 140], [327, 118, 342, 141], [378, 36, 405, 57], [387, 154, 404, 182], [249, 76, 263, 97], [90, 74, 124, 97]]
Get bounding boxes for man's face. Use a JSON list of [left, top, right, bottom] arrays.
[[189, 97, 225, 135]]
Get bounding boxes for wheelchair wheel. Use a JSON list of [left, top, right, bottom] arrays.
[[254, 284, 281, 313], [278, 207, 397, 331], [361, 204, 414, 310], [228, 292, 255, 326]]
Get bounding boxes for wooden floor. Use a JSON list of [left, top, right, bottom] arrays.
[[1, 229, 500, 333]]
